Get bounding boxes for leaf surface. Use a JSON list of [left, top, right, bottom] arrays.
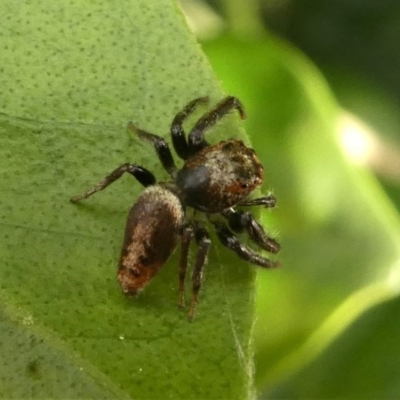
[[0, 2, 257, 398]]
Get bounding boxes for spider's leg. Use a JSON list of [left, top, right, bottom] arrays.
[[70, 164, 155, 202], [237, 194, 277, 208], [178, 223, 194, 307], [221, 209, 280, 253], [127, 122, 176, 176], [171, 97, 209, 160], [213, 222, 280, 268], [188, 96, 246, 154], [189, 224, 211, 320]]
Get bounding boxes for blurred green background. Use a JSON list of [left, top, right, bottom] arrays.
[[181, 0, 400, 398]]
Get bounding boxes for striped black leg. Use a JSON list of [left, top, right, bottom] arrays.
[[189, 225, 211, 320], [188, 96, 246, 154], [178, 224, 194, 307], [127, 122, 177, 176], [171, 96, 209, 160], [237, 194, 277, 208], [222, 209, 280, 254], [213, 223, 280, 268], [70, 163, 156, 203]]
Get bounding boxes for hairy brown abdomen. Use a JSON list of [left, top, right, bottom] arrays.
[[117, 186, 184, 295]]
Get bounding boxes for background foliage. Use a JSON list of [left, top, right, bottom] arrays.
[[191, 0, 400, 398]]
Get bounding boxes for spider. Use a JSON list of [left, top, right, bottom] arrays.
[[70, 96, 280, 320]]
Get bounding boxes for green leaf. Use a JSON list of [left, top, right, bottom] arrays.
[[0, 2, 258, 398], [203, 35, 400, 398]]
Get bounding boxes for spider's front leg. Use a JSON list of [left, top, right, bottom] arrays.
[[213, 222, 280, 268], [188, 96, 246, 154], [237, 194, 277, 208], [222, 208, 280, 254], [171, 96, 209, 160]]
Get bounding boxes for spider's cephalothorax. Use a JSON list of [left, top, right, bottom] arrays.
[[176, 139, 263, 213], [70, 96, 280, 320]]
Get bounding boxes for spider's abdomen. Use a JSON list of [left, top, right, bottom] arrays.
[[176, 140, 263, 213], [118, 185, 184, 295]]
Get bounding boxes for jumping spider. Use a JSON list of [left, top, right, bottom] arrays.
[[70, 96, 280, 319]]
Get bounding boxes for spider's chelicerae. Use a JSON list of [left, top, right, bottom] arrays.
[[71, 96, 280, 319]]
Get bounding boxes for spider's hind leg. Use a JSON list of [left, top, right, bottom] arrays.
[[178, 224, 194, 308], [189, 224, 211, 320], [177, 221, 211, 320]]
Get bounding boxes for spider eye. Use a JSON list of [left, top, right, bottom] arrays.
[[240, 182, 249, 189]]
